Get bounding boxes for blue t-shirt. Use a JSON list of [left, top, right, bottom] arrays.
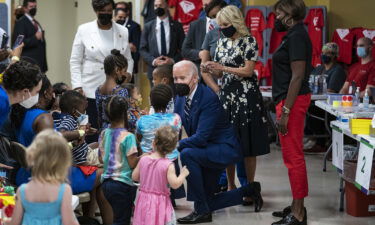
[[136, 113, 181, 160], [17, 109, 48, 147], [0, 86, 10, 128]]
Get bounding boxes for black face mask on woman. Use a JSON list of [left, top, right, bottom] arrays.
[[274, 19, 288, 32], [220, 25, 237, 38], [98, 13, 112, 26]]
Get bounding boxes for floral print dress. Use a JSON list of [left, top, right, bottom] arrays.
[[214, 35, 270, 157]]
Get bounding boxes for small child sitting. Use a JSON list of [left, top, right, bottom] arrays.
[[51, 82, 70, 127], [57, 90, 99, 166], [5, 129, 79, 225]]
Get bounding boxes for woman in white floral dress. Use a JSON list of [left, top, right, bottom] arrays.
[[204, 5, 270, 202]]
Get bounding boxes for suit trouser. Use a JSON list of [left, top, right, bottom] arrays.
[[276, 94, 311, 199], [180, 147, 246, 214]]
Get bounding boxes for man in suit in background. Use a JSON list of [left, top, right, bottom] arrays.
[[173, 60, 262, 224], [182, 0, 226, 71], [12, 0, 47, 72], [114, 2, 141, 75], [140, 0, 185, 85]]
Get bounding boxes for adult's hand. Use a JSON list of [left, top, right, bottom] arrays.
[[0, 163, 13, 170], [74, 87, 85, 96], [159, 57, 174, 66], [11, 43, 24, 58], [206, 61, 224, 72], [276, 114, 289, 136], [129, 43, 137, 53], [35, 31, 43, 40], [0, 49, 9, 61]]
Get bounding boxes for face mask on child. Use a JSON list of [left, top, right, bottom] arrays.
[[76, 110, 89, 126]]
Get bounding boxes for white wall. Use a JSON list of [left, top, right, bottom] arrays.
[[29, 0, 143, 86]]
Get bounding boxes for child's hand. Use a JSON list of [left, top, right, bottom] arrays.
[[181, 166, 190, 177]]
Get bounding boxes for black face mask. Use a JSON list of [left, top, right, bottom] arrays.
[[274, 19, 288, 32], [175, 83, 190, 96], [116, 20, 126, 25], [154, 7, 166, 17], [116, 75, 126, 85], [220, 25, 236, 38], [98, 13, 112, 26], [321, 54, 332, 64], [29, 8, 37, 17]]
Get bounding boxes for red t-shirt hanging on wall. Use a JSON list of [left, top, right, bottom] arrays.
[[304, 8, 324, 67], [245, 9, 266, 56], [169, 0, 202, 28], [332, 29, 354, 65], [267, 12, 286, 54]]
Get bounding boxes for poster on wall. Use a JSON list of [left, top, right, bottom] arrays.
[[0, 0, 11, 40]]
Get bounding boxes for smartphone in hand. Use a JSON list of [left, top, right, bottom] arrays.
[[1, 33, 9, 49], [13, 35, 24, 49]]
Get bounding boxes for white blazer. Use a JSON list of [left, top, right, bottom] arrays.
[[70, 20, 134, 98]]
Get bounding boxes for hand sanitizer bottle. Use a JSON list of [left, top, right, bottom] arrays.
[[363, 89, 370, 109]]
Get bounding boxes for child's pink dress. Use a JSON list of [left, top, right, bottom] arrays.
[[133, 157, 176, 225]]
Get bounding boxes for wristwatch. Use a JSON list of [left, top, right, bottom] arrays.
[[282, 106, 291, 115]]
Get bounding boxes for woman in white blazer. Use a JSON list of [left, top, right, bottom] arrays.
[[70, 0, 133, 142]]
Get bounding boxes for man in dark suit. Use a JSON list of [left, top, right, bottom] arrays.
[[140, 0, 185, 84], [182, 0, 226, 70], [173, 60, 263, 224], [114, 3, 141, 74], [12, 0, 47, 72]]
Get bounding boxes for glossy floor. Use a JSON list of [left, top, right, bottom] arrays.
[[174, 144, 375, 225]]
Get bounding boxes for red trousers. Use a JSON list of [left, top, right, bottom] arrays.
[[276, 94, 311, 199]]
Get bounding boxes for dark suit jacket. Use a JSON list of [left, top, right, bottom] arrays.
[[125, 19, 141, 74], [140, 18, 185, 80], [174, 83, 242, 165], [12, 15, 47, 72], [182, 18, 207, 64]]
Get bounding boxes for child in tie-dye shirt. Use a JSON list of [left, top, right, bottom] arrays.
[[99, 96, 140, 225]]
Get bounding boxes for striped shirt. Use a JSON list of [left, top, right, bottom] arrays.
[[57, 114, 88, 165]]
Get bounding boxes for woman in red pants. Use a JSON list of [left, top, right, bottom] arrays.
[[271, 0, 312, 225]]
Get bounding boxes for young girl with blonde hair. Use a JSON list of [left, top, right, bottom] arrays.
[[6, 129, 78, 225]]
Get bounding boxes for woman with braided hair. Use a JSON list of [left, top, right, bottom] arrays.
[[136, 84, 186, 206]]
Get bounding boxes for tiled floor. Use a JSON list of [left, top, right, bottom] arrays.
[[174, 144, 375, 225]]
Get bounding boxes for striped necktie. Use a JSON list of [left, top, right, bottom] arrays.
[[184, 98, 191, 119]]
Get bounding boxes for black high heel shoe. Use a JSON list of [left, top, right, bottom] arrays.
[[251, 182, 263, 212]]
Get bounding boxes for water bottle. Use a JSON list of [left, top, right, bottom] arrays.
[[313, 76, 319, 94], [322, 77, 327, 94], [354, 87, 360, 106], [308, 75, 314, 92], [363, 90, 370, 109]]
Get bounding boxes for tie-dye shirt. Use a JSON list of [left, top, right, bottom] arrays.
[[136, 113, 181, 160], [99, 128, 138, 185]]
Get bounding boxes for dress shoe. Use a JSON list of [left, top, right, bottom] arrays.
[[272, 206, 291, 218], [271, 208, 307, 225], [244, 182, 263, 212], [177, 211, 212, 224]]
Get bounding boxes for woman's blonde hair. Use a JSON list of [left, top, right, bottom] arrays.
[[216, 5, 249, 37], [154, 126, 179, 156], [26, 129, 72, 183]]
